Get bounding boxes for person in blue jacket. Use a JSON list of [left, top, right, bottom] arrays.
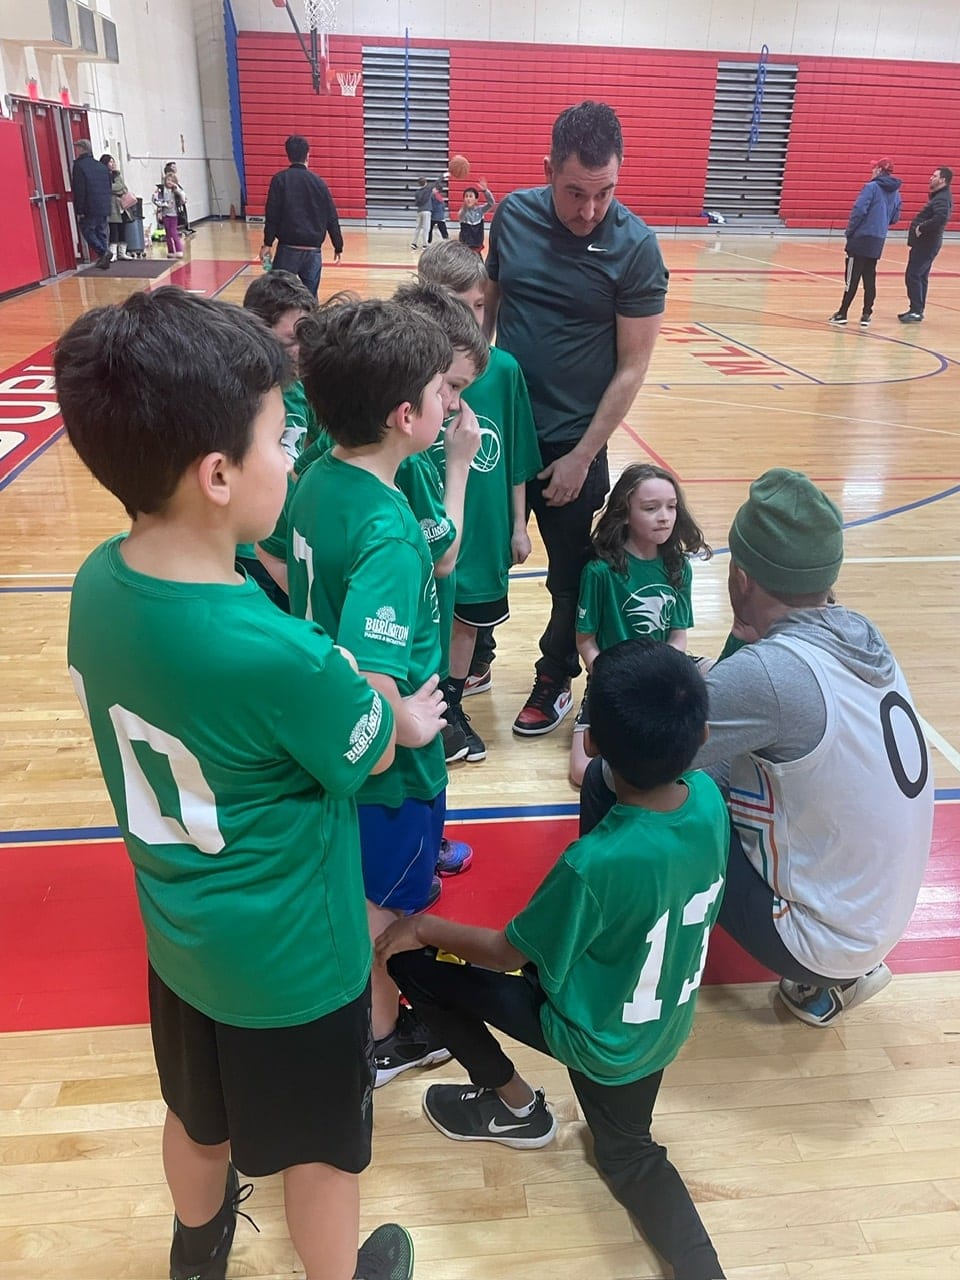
[[829, 158, 902, 328]]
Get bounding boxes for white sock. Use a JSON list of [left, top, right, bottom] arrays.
[[503, 1088, 537, 1117]]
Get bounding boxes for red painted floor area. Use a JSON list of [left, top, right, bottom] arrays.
[[2, 805, 958, 1033]]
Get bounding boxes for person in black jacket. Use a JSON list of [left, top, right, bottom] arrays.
[[71, 138, 114, 270], [260, 135, 343, 296], [899, 166, 953, 322]]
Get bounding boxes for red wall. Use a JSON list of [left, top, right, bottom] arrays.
[[0, 119, 44, 295], [237, 33, 960, 230]]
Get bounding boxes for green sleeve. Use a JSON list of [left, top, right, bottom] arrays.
[[615, 235, 669, 319], [337, 538, 422, 681], [672, 558, 694, 631], [274, 635, 395, 799], [576, 560, 603, 637], [509, 367, 542, 485], [396, 455, 456, 565], [505, 854, 603, 991]]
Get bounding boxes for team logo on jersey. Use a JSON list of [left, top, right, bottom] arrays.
[[420, 515, 452, 544], [424, 576, 441, 626], [622, 585, 677, 634], [470, 416, 502, 474], [345, 694, 384, 763], [363, 606, 409, 646]]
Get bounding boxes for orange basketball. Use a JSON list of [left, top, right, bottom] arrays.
[[449, 154, 470, 179]]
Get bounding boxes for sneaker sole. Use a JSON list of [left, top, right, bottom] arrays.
[[422, 1094, 558, 1149], [512, 695, 574, 737], [374, 1048, 453, 1088], [464, 745, 487, 762], [444, 744, 469, 763], [778, 964, 892, 1027], [462, 677, 492, 697]]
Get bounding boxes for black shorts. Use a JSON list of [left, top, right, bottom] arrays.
[[453, 595, 510, 628], [148, 967, 374, 1177]]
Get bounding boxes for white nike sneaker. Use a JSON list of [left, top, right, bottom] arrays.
[[422, 1083, 557, 1149]]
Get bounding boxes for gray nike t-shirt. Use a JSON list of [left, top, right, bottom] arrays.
[[486, 186, 668, 446]]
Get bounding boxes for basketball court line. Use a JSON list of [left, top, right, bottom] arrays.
[[920, 719, 960, 776]]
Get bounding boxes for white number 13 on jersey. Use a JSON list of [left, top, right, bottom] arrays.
[[622, 879, 724, 1025]]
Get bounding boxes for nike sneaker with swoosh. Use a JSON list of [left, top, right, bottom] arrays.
[[422, 1083, 557, 1149]]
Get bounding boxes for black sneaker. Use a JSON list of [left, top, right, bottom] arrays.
[[423, 1083, 557, 1149], [95, 252, 113, 270], [859, 312, 872, 328], [354, 1222, 415, 1280], [169, 1163, 258, 1280], [374, 1005, 452, 1088], [898, 311, 923, 323], [442, 715, 469, 763], [828, 311, 847, 325], [512, 672, 573, 737], [452, 704, 486, 761]]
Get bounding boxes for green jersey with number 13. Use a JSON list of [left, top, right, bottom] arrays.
[[506, 771, 728, 1084]]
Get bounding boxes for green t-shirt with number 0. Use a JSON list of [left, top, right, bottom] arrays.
[[506, 771, 729, 1084], [67, 536, 394, 1028]]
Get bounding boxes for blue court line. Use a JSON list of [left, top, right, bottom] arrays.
[[0, 585, 73, 593], [4, 789, 959, 845]]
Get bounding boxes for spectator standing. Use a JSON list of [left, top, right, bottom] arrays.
[[72, 138, 113, 270], [261, 135, 344, 296], [899, 166, 954, 322]]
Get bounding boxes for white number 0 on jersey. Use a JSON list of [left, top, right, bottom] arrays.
[[622, 878, 724, 1025], [70, 667, 225, 855]]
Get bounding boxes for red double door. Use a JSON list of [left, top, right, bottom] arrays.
[[7, 97, 90, 283]]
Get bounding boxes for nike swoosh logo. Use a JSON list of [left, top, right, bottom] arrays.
[[586, 244, 608, 253], [488, 1118, 528, 1134]]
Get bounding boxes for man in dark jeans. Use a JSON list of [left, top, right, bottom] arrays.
[[377, 641, 727, 1280], [71, 138, 113, 270], [261, 135, 344, 296], [484, 101, 667, 736], [899, 165, 953, 322]]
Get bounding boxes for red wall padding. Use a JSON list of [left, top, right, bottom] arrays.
[[237, 33, 960, 230], [0, 120, 44, 295]]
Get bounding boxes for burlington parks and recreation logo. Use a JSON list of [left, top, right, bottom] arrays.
[[344, 693, 384, 764], [363, 606, 409, 647]]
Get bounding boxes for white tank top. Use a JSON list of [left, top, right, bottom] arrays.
[[728, 635, 934, 979]]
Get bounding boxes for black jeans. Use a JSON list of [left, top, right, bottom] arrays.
[[580, 759, 845, 988], [527, 441, 610, 681], [838, 253, 878, 317], [389, 948, 724, 1280], [428, 219, 448, 242], [273, 245, 322, 297], [905, 246, 938, 314]]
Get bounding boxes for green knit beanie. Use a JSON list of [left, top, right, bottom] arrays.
[[728, 468, 844, 594]]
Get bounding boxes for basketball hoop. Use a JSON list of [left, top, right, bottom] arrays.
[[335, 70, 361, 97], [278, 0, 340, 95]]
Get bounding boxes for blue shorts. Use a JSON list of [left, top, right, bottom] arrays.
[[358, 791, 445, 914]]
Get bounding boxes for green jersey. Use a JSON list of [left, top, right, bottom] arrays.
[[67, 537, 393, 1028], [288, 453, 447, 807], [280, 379, 320, 461], [428, 347, 541, 604], [506, 772, 728, 1084], [396, 448, 457, 679], [577, 554, 693, 651]]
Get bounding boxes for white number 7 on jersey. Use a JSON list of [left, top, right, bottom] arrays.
[[621, 878, 724, 1025]]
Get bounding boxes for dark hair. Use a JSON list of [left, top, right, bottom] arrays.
[[589, 640, 707, 791], [463, 186, 479, 198], [99, 153, 113, 167], [392, 280, 489, 378], [54, 288, 287, 518], [285, 134, 309, 164], [418, 240, 488, 293], [243, 269, 317, 328], [163, 162, 177, 173], [297, 298, 452, 448], [591, 463, 711, 586], [550, 101, 623, 170], [936, 166, 953, 185]]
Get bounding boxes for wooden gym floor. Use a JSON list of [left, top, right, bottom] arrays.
[[1, 222, 959, 1278]]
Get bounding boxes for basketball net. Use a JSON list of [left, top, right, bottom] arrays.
[[336, 70, 361, 97], [303, 0, 339, 92]]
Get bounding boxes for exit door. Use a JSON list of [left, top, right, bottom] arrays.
[[10, 98, 89, 277]]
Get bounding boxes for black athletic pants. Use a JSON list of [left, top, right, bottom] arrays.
[[389, 948, 723, 1279], [527, 442, 610, 682], [837, 253, 878, 318]]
